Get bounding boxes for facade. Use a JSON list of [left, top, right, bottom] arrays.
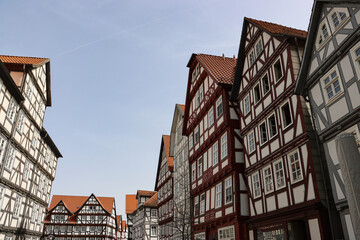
[[169, 104, 191, 240], [154, 135, 174, 240], [125, 194, 137, 240], [183, 54, 248, 240], [43, 194, 120, 240], [295, 1, 360, 239], [231, 17, 333, 239], [0, 56, 62, 240], [131, 190, 158, 240], [120, 220, 128, 239]]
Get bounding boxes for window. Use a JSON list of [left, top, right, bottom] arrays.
[[16, 112, 25, 134], [221, 132, 228, 159], [13, 195, 22, 217], [281, 102, 292, 128], [151, 209, 157, 217], [254, 83, 261, 103], [262, 73, 270, 95], [6, 98, 17, 123], [194, 232, 206, 240], [189, 133, 193, 149], [351, 42, 360, 78], [5, 145, 15, 170], [263, 166, 273, 194], [194, 126, 200, 145], [331, 10, 347, 28], [0, 185, 5, 210], [198, 157, 203, 177], [192, 64, 200, 82], [288, 150, 303, 183], [318, 23, 329, 45], [192, 162, 196, 182], [0, 135, 7, 164], [255, 38, 263, 57], [151, 226, 157, 236], [273, 59, 283, 82], [212, 141, 219, 166], [199, 84, 204, 104], [200, 193, 205, 215], [249, 50, 255, 65], [23, 160, 30, 181], [244, 94, 250, 115], [215, 183, 222, 208], [225, 177, 233, 204], [216, 96, 223, 119], [208, 107, 214, 127], [194, 196, 199, 216], [26, 79, 34, 101], [355, 46, 360, 69], [323, 69, 342, 101], [259, 122, 268, 145], [268, 114, 277, 138], [248, 131, 255, 153], [218, 225, 235, 240], [252, 172, 261, 198], [31, 130, 39, 149]]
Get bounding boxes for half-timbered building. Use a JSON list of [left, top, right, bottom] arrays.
[[230, 18, 333, 239], [170, 104, 191, 240], [0, 56, 62, 240], [120, 220, 128, 239], [295, 1, 360, 239], [126, 194, 137, 240], [154, 135, 174, 240], [131, 190, 158, 240], [43, 194, 120, 240], [183, 53, 248, 240]]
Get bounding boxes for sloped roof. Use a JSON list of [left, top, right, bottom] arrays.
[[179, 104, 185, 114], [125, 194, 137, 214], [0, 55, 49, 66], [195, 54, 237, 85], [48, 194, 114, 214], [246, 17, 307, 38], [163, 135, 174, 171], [143, 192, 158, 207], [137, 190, 156, 197]]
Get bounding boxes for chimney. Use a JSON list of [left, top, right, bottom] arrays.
[[233, 55, 236, 61], [222, 53, 225, 60]]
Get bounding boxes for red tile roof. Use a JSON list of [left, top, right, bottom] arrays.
[[163, 135, 174, 171], [125, 194, 137, 214], [121, 221, 127, 232], [196, 54, 237, 85], [245, 17, 307, 38], [179, 104, 185, 114], [137, 190, 156, 197], [0, 55, 49, 66], [143, 192, 158, 207], [48, 195, 114, 214]]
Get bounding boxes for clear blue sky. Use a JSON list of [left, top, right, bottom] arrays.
[[0, 0, 313, 218]]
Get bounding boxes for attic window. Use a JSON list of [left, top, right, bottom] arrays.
[[192, 64, 200, 82], [249, 50, 255, 65], [318, 23, 329, 45], [255, 38, 263, 57], [330, 9, 348, 30]]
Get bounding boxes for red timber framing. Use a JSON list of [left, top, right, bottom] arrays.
[[183, 53, 248, 240], [154, 135, 174, 239], [43, 193, 120, 240], [230, 17, 332, 240]]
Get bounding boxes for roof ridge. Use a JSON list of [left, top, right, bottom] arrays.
[[0, 54, 49, 60], [196, 53, 236, 60]]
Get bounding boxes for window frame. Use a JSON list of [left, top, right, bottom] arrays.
[[350, 41, 360, 79], [280, 101, 293, 129], [192, 162, 197, 182], [189, 133, 194, 149], [316, 20, 331, 49], [249, 49, 255, 66], [273, 58, 283, 82], [216, 96, 223, 119], [248, 130, 255, 154], [263, 165, 274, 194], [212, 141, 219, 166], [150, 225, 157, 236], [321, 66, 343, 103], [261, 73, 270, 95], [255, 38, 263, 58], [198, 157, 203, 177], [259, 120, 268, 145], [208, 106, 214, 127], [288, 149, 303, 184], [244, 94, 250, 115], [328, 8, 349, 32], [194, 125, 200, 145], [221, 132, 228, 159], [224, 176, 233, 205], [218, 225, 235, 240], [267, 113, 278, 139], [215, 183, 222, 209], [252, 172, 261, 199], [194, 196, 199, 216], [200, 193, 205, 215]]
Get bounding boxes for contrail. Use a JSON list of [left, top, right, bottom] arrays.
[[54, 0, 222, 58]]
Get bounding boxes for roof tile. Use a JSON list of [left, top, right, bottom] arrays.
[[126, 194, 137, 214], [143, 192, 158, 207], [0, 55, 49, 66]]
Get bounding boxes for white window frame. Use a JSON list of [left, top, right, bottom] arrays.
[[288, 149, 303, 184], [216, 96, 223, 119], [252, 172, 261, 198], [212, 141, 219, 166], [189, 133, 194, 149], [0, 135, 7, 164], [350, 41, 360, 79], [200, 193, 205, 215], [215, 183, 222, 209], [4, 145, 15, 171], [221, 132, 228, 159], [322, 66, 344, 104], [199, 83, 204, 104], [194, 196, 199, 216], [273, 159, 286, 190], [218, 225, 235, 240], [259, 121, 268, 145], [192, 162, 196, 182], [255, 38, 263, 58], [263, 165, 274, 194], [0, 185, 5, 210], [13, 194, 22, 217], [328, 8, 349, 32], [249, 49, 255, 66], [192, 63, 200, 82], [316, 20, 331, 49], [273, 57, 283, 82], [16, 111, 25, 134], [198, 157, 203, 177], [150, 225, 157, 236], [248, 130, 255, 154], [267, 113, 278, 139], [194, 125, 200, 145], [6, 98, 18, 123], [224, 176, 233, 205], [23, 160, 30, 181], [253, 83, 261, 104], [280, 101, 293, 129], [262, 73, 270, 95], [208, 107, 214, 127], [194, 232, 206, 240], [244, 94, 250, 115]]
